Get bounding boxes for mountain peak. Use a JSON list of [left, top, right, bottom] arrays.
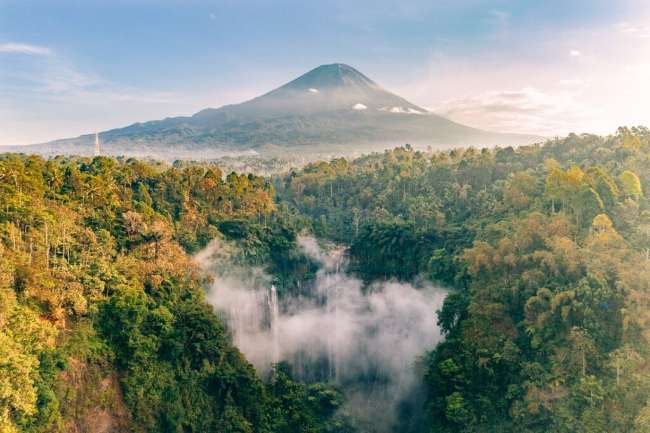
[[30, 62, 543, 155], [192, 63, 428, 120], [279, 63, 377, 92], [238, 63, 424, 115]]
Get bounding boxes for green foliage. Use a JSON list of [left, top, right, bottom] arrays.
[[0, 154, 336, 433], [620, 170, 643, 199], [217, 218, 319, 294], [279, 127, 650, 433], [267, 363, 353, 433], [3, 125, 650, 433]]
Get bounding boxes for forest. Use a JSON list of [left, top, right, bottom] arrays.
[[1, 126, 650, 433]]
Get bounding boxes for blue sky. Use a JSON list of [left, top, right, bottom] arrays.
[[1, 0, 650, 145]]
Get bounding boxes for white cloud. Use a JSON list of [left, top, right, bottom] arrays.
[[432, 87, 594, 135], [569, 49, 581, 57], [616, 21, 650, 38], [0, 42, 52, 56], [0, 46, 190, 145], [618, 21, 640, 33], [394, 14, 650, 136]]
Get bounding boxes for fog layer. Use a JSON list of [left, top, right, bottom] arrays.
[[197, 236, 447, 431]]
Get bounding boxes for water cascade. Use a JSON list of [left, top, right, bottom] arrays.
[[267, 284, 280, 364]]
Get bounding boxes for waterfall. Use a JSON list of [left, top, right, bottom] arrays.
[[201, 236, 447, 433], [267, 284, 280, 364], [316, 245, 347, 381]]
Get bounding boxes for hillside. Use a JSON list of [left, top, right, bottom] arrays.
[[2, 127, 650, 433]]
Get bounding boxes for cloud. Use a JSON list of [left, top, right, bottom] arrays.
[[617, 21, 640, 33], [432, 87, 595, 136], [42, 64, 103, 93], [394, 11, 650, 136], [1, 49, 178, 103], [616, 21, 650, 38], [0, 45, 191, 146], [198, 236, 447, 431], [0, 42, 53, 56]]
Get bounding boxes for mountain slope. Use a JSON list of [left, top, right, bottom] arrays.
[[20, 63, 542, 157]]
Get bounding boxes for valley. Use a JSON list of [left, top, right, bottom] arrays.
[[1, 127, 649, 432], [200, 235, 446, 432], [3, 2, 649, 432]]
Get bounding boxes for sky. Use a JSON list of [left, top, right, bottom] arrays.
[[1, 0, 650, 145]]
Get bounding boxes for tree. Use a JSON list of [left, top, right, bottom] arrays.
[[592, 214, 614, 234], [620, 171, 642, 200]]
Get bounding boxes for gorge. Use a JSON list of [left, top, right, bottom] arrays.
[[199, 236, 447, 431]]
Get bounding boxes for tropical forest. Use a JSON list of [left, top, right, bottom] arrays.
[[1, 126, 649, 433]]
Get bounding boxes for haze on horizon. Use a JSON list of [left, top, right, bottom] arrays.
[[1, 0, 649, 146]]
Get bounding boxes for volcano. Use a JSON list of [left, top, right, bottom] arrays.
[[24, 63, 542, 158]]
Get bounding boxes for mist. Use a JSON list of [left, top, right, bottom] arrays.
[[196, 235, 447, 432]]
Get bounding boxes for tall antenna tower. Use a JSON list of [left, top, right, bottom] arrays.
[[94, 132, 101, 156]]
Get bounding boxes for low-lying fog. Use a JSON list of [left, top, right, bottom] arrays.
[[196, 236, 447, 432]]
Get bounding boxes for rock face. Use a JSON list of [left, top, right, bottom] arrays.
[[23, 63, 542, 157], [59, 358, 131, 433]]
